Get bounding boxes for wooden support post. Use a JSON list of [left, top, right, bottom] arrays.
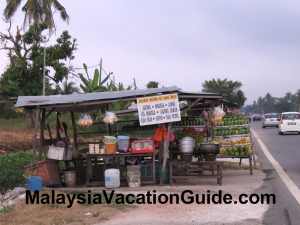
[[39, 109, 46, 159], [160, 123, 171, 185], [152, 151, 156, 184], [33, 108, 40, 157], [71, 111, 79, 156]]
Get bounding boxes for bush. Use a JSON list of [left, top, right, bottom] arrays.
[[0, 152, 36, 193]]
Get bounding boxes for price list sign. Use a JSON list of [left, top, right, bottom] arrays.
[[137, 93, 181, 126]]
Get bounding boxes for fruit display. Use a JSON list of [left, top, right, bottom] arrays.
[[219, 145, 252, 157], [217, 137, 251, 145], [215, 115, 248, 126], [174, 117, 205, 127], [213, 126, 249, 136], [213, 136, 252, 157]]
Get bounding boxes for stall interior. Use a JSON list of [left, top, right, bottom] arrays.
[[16, 86, 229, 188]]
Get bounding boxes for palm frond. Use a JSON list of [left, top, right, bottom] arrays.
[[4, 0, 22, 20], [52, 0, 69, 22]]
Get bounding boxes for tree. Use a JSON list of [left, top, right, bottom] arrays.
[[78, 64, 111, 93], [4, 0, 69, 32], [146, 81, 159, 88], [55, 80, 79, 94], [202, 78, 246, 108], [0, 23, 77, 96]]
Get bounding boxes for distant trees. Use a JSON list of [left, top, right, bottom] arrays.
[[202, 78, 246, 108], [146, 81, 159, 88], [246, 91, 300, 113]]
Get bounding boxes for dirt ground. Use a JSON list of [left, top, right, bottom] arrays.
[[92, 169, 267, 225], [0, 200, 127, 225], [0, 168, 267, 225], [0, 129, 34, 151]]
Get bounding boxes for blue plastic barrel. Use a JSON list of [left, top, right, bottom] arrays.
[[26, 176, 43, 192]]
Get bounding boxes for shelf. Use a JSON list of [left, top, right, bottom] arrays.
[[215, 124, 249, 128], [217, 155, 251, 159], [214, 134, 250, 138], [173, 125, 206, 128], [220, 143, 251, 147]]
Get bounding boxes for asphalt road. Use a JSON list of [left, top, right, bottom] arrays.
[[251, 121, 300, 225]]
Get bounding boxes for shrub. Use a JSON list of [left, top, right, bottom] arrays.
[[0, 151, 36, 193]]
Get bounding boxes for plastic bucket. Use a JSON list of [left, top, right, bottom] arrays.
[[117, 136, 130, 152], [105, 168, 120, 188], [26, 176, 43, 192], [127, 165, 141, 188], [105, 143, 117, 154]]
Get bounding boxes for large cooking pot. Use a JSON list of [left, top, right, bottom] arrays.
[[198, 143, 220, 155], [179, 137, 195, 153]]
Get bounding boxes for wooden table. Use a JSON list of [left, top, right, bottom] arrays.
[[217, 154, 253, 175], [85, 152, 156, 186], [169, 152, 224, 185]]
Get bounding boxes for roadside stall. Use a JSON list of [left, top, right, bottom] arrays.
[[213, 113, 254, 174], [16, 87, 224, 188]]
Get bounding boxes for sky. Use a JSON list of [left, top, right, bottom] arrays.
[[1, 0, 300, 104]]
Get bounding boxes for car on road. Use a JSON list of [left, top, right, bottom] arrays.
[[279, 112, 300, 135], [251, 114, 263, 121], [262, 113, 280, 128]]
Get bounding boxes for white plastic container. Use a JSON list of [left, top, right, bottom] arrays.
[[127, 165, 141, 188], [179, 137, 195, 153], [48, 145, 72, 160], [104, 169, 120, 188]]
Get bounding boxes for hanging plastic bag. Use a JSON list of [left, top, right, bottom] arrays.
[[103, 111, 118, 124], [78, 114, 93, 127], [212, 106, 225, 125]]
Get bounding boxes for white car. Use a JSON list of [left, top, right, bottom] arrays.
[[262, 113, 280, 128], [279, 112, 300, 135]]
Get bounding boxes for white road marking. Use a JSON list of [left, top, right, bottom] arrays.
[[252, 130, 300, 205]]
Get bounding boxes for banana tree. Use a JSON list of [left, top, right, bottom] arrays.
[[79, 63, 111, 93]]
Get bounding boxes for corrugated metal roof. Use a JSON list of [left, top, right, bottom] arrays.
[[15, 86, 223, 109], [15, 86, 180, 108]]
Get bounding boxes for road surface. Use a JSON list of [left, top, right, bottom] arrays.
[[251, 122, 300, 225]]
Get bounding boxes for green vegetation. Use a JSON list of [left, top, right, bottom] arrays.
[[0, 118, 27, 129], [146, 81, 159, 88], [4, 0, 69, 32], [79, 63, 111, 93], [0, 206, 13, 214], [0, 151, 37, 193], [0, 23, 77, 97], [245, 91, 300, 113], [202, 78, 246, 108]]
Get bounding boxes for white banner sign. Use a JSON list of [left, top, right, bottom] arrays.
[[137, 93, 181, 126]]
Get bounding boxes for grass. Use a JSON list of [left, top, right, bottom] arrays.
[[0, 151, 37, 193], [0, 117, 27, 130], [0, 206, 13, 215]]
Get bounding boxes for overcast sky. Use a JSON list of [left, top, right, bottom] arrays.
[[1, 0, 300, 103]]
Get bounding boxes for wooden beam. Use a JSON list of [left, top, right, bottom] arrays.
[[39, 109, 46, 159], [70, 111, 79, 156], [33, 108, 40, 157], [181, 98, 203, 114]]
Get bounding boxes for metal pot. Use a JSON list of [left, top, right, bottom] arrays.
[[198, 144, 220, 154], [179, 137, 195, 153]]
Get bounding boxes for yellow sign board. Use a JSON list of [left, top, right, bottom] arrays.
[[137, 93, 181, 126]]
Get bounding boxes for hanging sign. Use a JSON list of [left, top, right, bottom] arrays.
[[137, 93, 181, 126]]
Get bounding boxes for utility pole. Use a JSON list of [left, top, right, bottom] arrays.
[[99, 58, 103, 74], [42, 47, 46, 96]]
